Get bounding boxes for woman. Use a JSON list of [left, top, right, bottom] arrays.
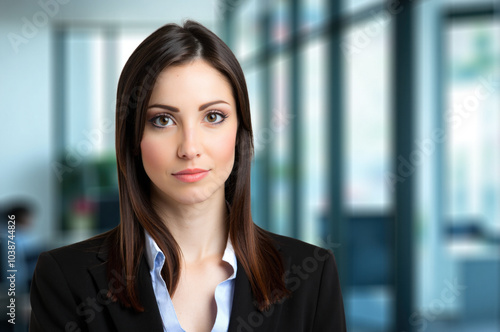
[[30, 21, 346, 331]]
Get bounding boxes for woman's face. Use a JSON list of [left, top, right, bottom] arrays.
[[140, 59, 238, 206]]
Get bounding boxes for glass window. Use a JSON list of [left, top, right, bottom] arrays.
[[342, 13, 393, 332], [300, 0, 327, 33], [234, 0, 262, 61], [446, 18, 500, 242], [64, 27, 154, 156], [300, 38, 328, 243], [117, 30, 151, 75], [343, 15, 393, 212], [342, 0, 385, 15], [246, 67, 265, 159], [245, 66, 266, 226], [270, 53, 293, 236], [65, 28, 106, 155], [271, 0, 291, 45]]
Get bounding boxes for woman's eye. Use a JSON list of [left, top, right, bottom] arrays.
[[150, 115, 174, 128], [205, 112, 226, 124]]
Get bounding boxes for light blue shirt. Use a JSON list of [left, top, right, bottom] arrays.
[[144, 231, 237, 332]]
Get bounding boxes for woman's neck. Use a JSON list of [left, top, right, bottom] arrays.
[[151, 191, 229, 265]]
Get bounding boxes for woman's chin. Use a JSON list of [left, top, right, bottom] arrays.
[[173, 195, 210, 206], [165, 188, 221, 206]]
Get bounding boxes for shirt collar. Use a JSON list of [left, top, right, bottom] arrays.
[[222, 237, 237, 279], [144, 230, 164, 271], [144, 230, 237, 277]]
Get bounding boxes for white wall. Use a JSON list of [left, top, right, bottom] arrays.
[[0, 0, 220, 240]]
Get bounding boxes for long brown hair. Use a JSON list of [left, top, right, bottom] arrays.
[[109, 20, 289, 312]]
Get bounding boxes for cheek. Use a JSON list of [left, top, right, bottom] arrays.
[[140, 137, 168, 173], [212, 130, 237, 169]]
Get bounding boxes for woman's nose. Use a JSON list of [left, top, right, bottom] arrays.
[[177, 126, 202, 160]]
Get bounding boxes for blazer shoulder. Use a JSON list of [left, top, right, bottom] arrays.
[[261, 231, 346, 330], [267, 231, 333, 261], [41, 228, 116, 271]]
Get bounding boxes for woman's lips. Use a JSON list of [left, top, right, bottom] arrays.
[[172, 169, 210, 183]]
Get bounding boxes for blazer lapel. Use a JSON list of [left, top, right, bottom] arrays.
[[228, 260, 256, 330], [228, 259, 284, 331], [88, 238, 163, 331]]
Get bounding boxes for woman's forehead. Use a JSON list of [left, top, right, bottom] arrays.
[[148, 60, 235, 106]]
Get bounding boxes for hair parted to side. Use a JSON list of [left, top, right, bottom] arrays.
[[109, 20, 290, 312]]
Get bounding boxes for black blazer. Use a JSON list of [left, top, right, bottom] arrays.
[[30, 229, 346, 331]]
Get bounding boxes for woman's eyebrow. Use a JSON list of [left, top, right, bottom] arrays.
[[147, 100, 229, 112], [199, 100, 229, 110], [147, 104, 179, 112]]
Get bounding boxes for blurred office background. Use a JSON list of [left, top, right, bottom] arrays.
[[0, 0, 499, 331]]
